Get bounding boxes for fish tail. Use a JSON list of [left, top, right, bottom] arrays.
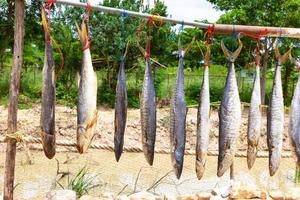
[[217, 153, 234, 177], [247, 145, 257, 169], [195, 150, 206, 180], [41, 131, 56, 159], [269, 149, 281, 176], [76, 20, 89, 48], [274, 40, 292, 64], [221, 37, 243, 63], [41, 6, 50, 37]]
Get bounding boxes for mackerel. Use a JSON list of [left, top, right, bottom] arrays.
[[289, 59, 300, 167], [247, 55, 262, 169], [217, 38, 243, 177], [141, 57, 156, 165], [170, 41, 187, 179], [114, 48, 128, 162], [40, 7, 56, 159], [196, 46, 211, 179], [76, 20, 98, 154]]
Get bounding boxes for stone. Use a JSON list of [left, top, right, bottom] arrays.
[[285, 188, 300, 200], [79, 195, 100, 200], [176, 194, 199, 200], [230, 187, 266, 199], [99, 192, 115, 200], [115, 195, 130, 200], [269, 191, 284, 200], [197, 192, 211, 200], [129, 191, 157, 200], [46, 190, 76, 200]]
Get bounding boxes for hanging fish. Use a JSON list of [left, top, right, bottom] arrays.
[[40, 7, 56, 159], [140, 56, 156, 165], [217, 38, 243, 177], [76, 20, 98, 154], [247, 53, 262, 169], [170, 37, 194, 179], [289, 59, 300, 167], [267, 43, 291, 176], [196, 45, 211, 180], [114, 44, 129, 162]]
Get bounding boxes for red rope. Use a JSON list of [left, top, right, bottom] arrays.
[[240, 28, 269, 40], [207, 24, 215, 33], [46, 0, 55, 11], [82, 41, 91, 51], [85, 0, 91, 19]]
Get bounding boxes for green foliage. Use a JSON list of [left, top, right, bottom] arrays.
[[57, 166, 99, 198]]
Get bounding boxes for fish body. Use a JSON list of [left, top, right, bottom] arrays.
[[170, 52, 186, 179], [114, 57, 128, 162], [196, 65, 210, 180], [77, 21, 98, 154], [140, 58, 156, 165], [267, 62, 284, 176], [40, 8, 56, 159], [247, 64, 262, 169], [218, 62, 241, 177], [289, 62, 300, 166]]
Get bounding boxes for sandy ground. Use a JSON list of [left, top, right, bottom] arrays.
[[0, 105, 293, 153], [0, 150, 296, 200], [0, 105, 298, 199]]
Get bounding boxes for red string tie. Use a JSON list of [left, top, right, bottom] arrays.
[[85, 0, 91, 18], [82, 41, 91, 51], [46, 0, 56, 11], [207, 24, 215, 33]]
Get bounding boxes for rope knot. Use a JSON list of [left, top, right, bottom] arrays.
[[5, 131, 25, 143]]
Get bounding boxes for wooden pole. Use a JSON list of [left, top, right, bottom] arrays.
[[41, 0, 300, 38], [3, 0, 25, 199]]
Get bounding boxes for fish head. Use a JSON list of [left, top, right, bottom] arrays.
[[174, 149, 184, 179], [195, 151, 206, 180], [77, 125, 93, 154], [41, 132, 56, 159], [217, 152, 233, 177]]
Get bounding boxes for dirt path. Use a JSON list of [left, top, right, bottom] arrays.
[[0, 105, 293, 153]]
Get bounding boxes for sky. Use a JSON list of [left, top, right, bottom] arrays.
[[89, 0, 224, 23]]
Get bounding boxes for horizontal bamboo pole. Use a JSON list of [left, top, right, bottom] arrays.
[[41, 0, 300, 38]]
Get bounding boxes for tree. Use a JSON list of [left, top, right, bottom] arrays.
[[208, 0, 300, 104]]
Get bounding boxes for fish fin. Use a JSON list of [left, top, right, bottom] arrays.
[[275, 40, 292, 65], [86, 110, 98, 129], [221, 37, 243, 63]]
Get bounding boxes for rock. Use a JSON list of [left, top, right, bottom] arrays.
[[129, 191, 158, 200], [269, 191, 284, 200], [285, 188, 300, 200], [176, 194, 199, 200], [230, 187, 266, 199], [79, 195, 100, 200], [197, 192, 211, 200], [46, 190, 76, 200], [98, 192, 115, 200], [116, 195, 130, 200]]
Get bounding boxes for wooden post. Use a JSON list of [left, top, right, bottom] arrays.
[[3, 0, 25, 199]]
